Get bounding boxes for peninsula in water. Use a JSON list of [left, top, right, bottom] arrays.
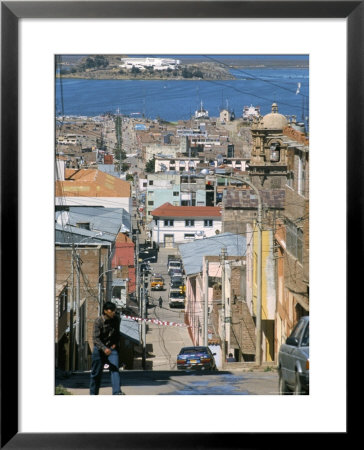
[[56, 55, 237, 81]]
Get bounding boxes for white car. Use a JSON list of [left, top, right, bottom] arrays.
[[278, 316, 309, 394]]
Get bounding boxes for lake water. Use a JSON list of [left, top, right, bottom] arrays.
[[55, 66, 309, 123]]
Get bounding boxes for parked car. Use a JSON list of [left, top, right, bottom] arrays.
[[170, 275, 185, 292], [169, 268, 183, 278], [177, 346, 217, 371], [150, 274, 165, 291], [168, 260, 182, 275], [168, 289, 185, 308], [278, 316, 309, 394]]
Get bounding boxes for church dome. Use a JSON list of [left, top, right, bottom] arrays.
[[261, 103, 288, 129]]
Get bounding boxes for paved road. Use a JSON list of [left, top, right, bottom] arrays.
[[136, 247, 193, 371], [56, 369, 279, 395]]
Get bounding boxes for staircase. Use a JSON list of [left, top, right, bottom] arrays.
[[230, 300, 256, 357]]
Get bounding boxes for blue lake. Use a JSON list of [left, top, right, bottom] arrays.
[[56, 65, 309, 122]]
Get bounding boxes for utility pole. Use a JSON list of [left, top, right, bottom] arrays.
[[73, 247, 81, 370], [256, 200, 262, 366], [217, 174, 263, 365], [69, 248, 75, 372], [220, 247, 226, 364], [141, 268, 146, 370], [136, 235, 140, 313], [204, 258, 209, 346]]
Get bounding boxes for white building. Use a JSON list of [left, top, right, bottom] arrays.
[[120, 57, 181, 71], [150, 202, 222, 248], [155, 156, 200, 173]]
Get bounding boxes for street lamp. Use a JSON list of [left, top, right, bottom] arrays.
[[217, 174, 263, 366]]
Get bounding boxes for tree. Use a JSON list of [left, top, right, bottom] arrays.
[[193, 70, 204, 79], [94, 55, 109, 68], [145, 157, 155, 173], [182, 68, 193, 79]]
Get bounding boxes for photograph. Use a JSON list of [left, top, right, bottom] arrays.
[[2, 0, 356, 445], [54, 53, 310, 396]]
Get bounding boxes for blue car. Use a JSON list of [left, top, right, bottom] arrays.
[[177, 346, 217, 371], [278, 316, 309, 394]]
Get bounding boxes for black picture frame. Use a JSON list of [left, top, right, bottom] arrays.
[[1, 1, 357, 448]]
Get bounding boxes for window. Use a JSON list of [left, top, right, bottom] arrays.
[[173, 191, 179, 196], [164, 220, 174, 227], [149, 180, 154, 185], [286, 219, 304, 264], [58, 288, 68, 318], [204, 219, 213, 227], [270, 143, 281, 162], [76, 222, 90, 230], [286, 171, 294, 188], [148, 201, 154, 206], [184, 233, 195, 240], [298, 155, 306, 196], [185, 219, 195, 227], [149, 191, 154, 195]]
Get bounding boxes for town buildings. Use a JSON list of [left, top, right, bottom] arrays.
[[55, 99, 309, 369], [55, 165, 137, 371]]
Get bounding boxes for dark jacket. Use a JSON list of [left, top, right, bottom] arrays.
[[92, 315, 120, 352]]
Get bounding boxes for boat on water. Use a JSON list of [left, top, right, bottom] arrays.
[[194, 101, 209, 119]]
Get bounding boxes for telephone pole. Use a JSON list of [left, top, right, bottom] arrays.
[[141, 268, 146, 370], [204, 258, 209, 346], [220, 247, 226, 364], [217, 174, 262, 365]]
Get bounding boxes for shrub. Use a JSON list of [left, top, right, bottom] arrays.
[[55, 385, 72, 395]]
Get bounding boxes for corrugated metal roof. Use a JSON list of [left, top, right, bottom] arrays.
[[97, 164, 120, 178], [55, 223, 115, 245], [120, 317, 140, 344], [55, 168, 130, 197], [179, 233, 246, 276], [55, 207, 131, 235]]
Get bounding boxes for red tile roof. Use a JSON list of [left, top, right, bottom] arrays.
[[151, 203, 221, 218]]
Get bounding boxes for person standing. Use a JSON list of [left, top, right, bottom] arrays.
[[158, 296, 163, 308], [90, 301, 124, 395]]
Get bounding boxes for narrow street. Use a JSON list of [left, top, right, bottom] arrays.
[[133, 246, 193, 371]]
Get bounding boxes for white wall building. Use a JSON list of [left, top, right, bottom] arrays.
[[120, 57, 181, 71], [155, 156, 200, 173], [150, 202, 222, 248]]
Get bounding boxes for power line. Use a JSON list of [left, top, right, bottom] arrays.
[[202, 55, 309, 99]]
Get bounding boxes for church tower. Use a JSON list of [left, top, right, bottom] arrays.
[[249, 103, 289, 189]]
